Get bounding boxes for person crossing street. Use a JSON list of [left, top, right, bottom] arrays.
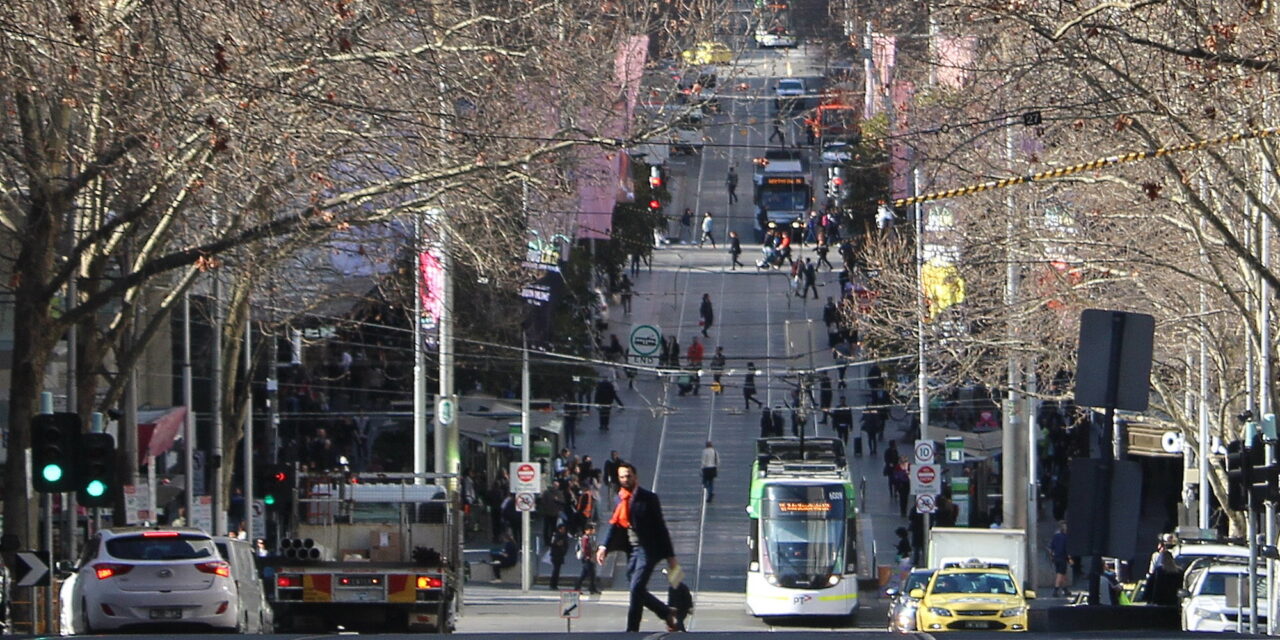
[[699, 212, 717, 248], [597, 463, 682, 632]]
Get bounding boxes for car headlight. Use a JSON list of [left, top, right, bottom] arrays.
[[1001, 606, 1026, 617], [1191, 606, 1226, 622], [928, 607, 953, 617]]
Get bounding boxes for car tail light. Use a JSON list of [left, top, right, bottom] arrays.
[[277, 575, 302, 588], [195, 561, 231, 578], [417, 576, 442, 589], [215, 602, 229, 614], [142, 531, 180, 537], [94, 563, 134, 580]]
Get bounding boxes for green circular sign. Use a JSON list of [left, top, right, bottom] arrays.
[[629, 325, 662, 357]]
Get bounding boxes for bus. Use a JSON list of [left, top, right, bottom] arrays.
[[753, 0, 797, 48], [746, 437, 859, 621], [753, 150, 812, 225]]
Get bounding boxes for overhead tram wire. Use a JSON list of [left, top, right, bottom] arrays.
[[892, 123, 1280, 208], [0, 21, 1145, 155]]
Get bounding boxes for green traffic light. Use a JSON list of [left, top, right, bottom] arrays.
[[85, 479, 107, 498], [264, 494, 276, 506], [41, 464, 63, 483]]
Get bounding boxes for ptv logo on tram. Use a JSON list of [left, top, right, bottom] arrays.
[[792, 595, 813, 605]]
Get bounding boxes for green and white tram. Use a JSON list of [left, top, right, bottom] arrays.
[[746, 437, 859, 621]]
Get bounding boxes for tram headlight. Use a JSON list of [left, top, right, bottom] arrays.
[[827, 575, 841, 586], [766, 574, 779, 586]]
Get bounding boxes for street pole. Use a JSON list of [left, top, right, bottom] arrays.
[[65, 259, 77, 561], [39, 392, 54, 633], [212, 265, 225, 536], [1256, 128, 1275, 635], [183, 293, 195, 523], [1001, 120, 1026, 534], [520, 332, 532, 592], [242, 310, 253, 541], [413, 212, 427, 481], [914, 167, 932, 543]]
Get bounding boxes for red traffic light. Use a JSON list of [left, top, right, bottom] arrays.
[[272, 471, 287, 483], [649, 166, 662, 189], [649, 199, 661, 210]]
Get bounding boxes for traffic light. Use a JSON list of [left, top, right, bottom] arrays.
[[31, 413, 81, 493], [649, 166, 663, 189], [77, 433, 117, 507], [1225, 439, 1253, 511], [259, 464, 292, 507]]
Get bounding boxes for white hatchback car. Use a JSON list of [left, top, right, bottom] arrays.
[[68, 527, 240, 632], [775, 78, 806, 98], [1181, 562, 1268, 632]]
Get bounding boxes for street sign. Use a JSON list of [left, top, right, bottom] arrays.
[[629, 325, 662, 357], [914, 440, 935, 465], [250, 500, 266, 542], [911, 463, 941, 495], [559, 590, 582, 618], [915, 494, 937, 515], [945, 436, 965, 463], [515, 492, 536, 512], [510, 462, 541, 494], [13, 550, 50, 587], [191, 495, 213, 533], [123, 483, 151, 524], [437, 398, 456, 425]]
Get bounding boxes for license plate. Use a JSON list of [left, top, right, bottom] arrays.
[[150, 608, 182, 620], [963, 621, 987, 629]]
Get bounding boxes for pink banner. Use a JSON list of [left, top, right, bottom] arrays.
[[418, 250, 444, 324]]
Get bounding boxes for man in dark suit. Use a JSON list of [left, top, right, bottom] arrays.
[[595, 463, 681, 632]]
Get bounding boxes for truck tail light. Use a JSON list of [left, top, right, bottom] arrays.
[[94, 563, 134, 580], [195, 561, 231, 578], [277, 575, 302, 588], [417, 576, 443, 589]]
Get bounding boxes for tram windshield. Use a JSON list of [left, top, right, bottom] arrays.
[[761, 484, 846, 587]]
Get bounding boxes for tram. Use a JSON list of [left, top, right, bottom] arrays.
[[745, 437, 859, 621]]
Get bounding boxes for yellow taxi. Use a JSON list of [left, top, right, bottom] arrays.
[[910, 559, 1034, 632], [680, 41, 732, 65]]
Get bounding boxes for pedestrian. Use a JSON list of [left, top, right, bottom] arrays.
[[575, 523, 601, 594], [802, 258, 819, 299], [619, 274, 633, 314], [700, 211, 717, 248], [743, 362, 764, 409], [864, 409, 883, 455], [594, 377, 624, 432], [710, 346, 726, 391], [699, 293, 714, 337], [822, 297, 838, 331], [630, 252, 641, 277], [701, 441, 720, 503], [548, 523, 570, 589], [1049, 520, 1071, 597], [489, 532, 518, 582], [759, 407, 775, 438], [893, 456, 911, 517], [685, 338, 704, 395], [1145, 534, 1180, 605], [563, 396, 581, 449], [725, 166, 739, 204], [769, 116, 785, 145], [603, 450, 624, 494], [596, 463, 682, 632], [679, 208, 693, 243], [831, 395, 853, 446], [883, 440, 900, 498], [729, 230, 744, 269], [818, 374, 832, 424], [894, 526, 912, 563], [816, 232, 833, 270]]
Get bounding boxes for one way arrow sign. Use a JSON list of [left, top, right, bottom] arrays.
[[14, 550, 50, 587]]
